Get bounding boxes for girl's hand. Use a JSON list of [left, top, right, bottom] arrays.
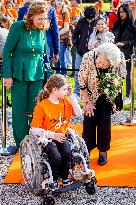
[[4, 78, 13, 89], [54, 133, 66, 143], [84, 101, 95, 117], [67, 84, 73, 96], [93, 27, 97, 32]]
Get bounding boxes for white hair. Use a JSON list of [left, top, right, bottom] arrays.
[[95, 43, 122, 68]]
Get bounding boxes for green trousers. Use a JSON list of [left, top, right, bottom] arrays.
[[11, 79, 43, 148]]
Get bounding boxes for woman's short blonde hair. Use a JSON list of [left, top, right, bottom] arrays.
[[25, 1, 49, 30]]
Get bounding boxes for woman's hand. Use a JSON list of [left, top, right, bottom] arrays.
[[53, 54, 59, 64], [81, 90, 95, 117], [84, 101, 95, 117], [3, 78, 13, 89], [54, 133, 66, 143], [116, 42, 124, 47]]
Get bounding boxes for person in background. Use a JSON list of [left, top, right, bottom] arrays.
[[88, 17, 115, 50], [95, 0, 107, 19], [0, 15, 11, 78], [46, 0, 59, 70], [69, 0, 83, 76], [55, 0, 70, 75], [2, 1, 49, 150], [112, 4, 136, 105], [0, 15, 11, 54], [70, 0, 83, 26], [0, 0, 6, 16], [5, 0, 18, 21], [78, 43, 126, 165], [130, 0, 135, 16], [63, 0, 72, 71], [108, 0, 119, 31], [17, 0, 32, 20], [72, 6, 96, 98], [14, 0, 23, 10]]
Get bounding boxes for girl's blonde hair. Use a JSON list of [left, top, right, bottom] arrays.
[[37, 74, 67, 102], [25, 1, 49, 30]]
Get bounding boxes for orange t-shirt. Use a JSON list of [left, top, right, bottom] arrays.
[[130, 2, 135, 14], [31, 98, 74, 134], [4, 0, 23, 5], [1, 6, 6, 14], [56, 10, 70, 42], [5, 8, 18, 19], [71, 5, 82, 22], [56, 10, 70, 28]]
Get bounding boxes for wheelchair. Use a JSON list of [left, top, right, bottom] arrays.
[[20, 128, 97, 205]]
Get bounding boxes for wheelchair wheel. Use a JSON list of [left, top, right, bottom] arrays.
[[78, 137, 90, 166], [20, 135, 44, 195], [70, 155, 86, 181], [85, 182, 97, 195], [72, 132, 90, 167]]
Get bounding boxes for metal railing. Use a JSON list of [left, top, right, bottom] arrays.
[[128, 52, 136, 124], [0, 79, 10, 155], [123, 49, 136, 125]]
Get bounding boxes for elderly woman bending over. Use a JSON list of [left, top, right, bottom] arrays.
[[78, 43, 126, 166]]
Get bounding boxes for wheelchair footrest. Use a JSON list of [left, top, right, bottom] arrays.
[[53, 181, 83, 193]]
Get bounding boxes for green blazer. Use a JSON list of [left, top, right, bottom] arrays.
[[2, 21, 46, 81]]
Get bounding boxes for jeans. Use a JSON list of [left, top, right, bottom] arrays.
[[74, 52, 82, 96], [47, 42, 54, 67], [43, 43, 54, 85], [55, 42, 67, 75], [65, 47, 72, 68]]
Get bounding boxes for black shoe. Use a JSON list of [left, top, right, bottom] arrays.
[[98, 152, 108, 166]]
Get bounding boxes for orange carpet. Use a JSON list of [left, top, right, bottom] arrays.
[[4, 125, 136, 187]]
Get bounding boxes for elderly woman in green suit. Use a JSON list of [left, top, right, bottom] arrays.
[[2, 1, 49, 149]]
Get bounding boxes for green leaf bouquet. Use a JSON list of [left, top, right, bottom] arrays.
[[97, 72, 123, 103]]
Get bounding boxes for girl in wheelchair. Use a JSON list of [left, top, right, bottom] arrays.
[[30, 74, 82, 188]]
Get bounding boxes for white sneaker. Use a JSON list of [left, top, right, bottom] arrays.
[[63, 178, 73, 186], [123, 97, 131, 105]]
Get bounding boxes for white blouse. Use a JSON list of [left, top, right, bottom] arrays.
[[88, 31, 115, 50]]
